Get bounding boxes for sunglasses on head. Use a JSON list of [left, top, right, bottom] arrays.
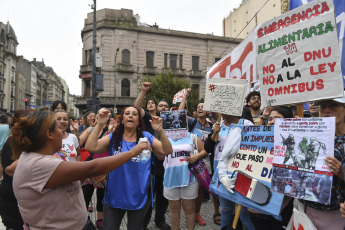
[[319, 101, 344, 111]]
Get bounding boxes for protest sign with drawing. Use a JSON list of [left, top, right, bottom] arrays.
[[272, 117, 335, 204], [256, 0, 344, 107], [172, 89, 186, 104], [203, 78, 247, 117], [160, 110, 188, 139], [210, 125, 284, 219], [207, 30, 256, 95]]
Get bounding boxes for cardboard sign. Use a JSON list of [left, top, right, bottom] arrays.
[[272, 117, 335, 204], [207, 30, 256, 95], [204, 78, 247, 116], [161, 110, 188, 139], [256, 0, 344, 107], [210, 125, 284, 219], [172, 89, 186, 104], [291, 0, 345, 87]]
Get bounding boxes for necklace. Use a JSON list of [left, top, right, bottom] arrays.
[[198, 119, 208, 130]]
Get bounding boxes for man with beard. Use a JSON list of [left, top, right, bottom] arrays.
[[246, 91, 262, 125], [134, 82, 171, 230]]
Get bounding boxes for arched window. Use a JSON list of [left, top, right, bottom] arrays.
[[121, 78, 130, 96], [122, 49, 130, 64]]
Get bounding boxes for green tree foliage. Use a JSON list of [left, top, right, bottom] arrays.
[[140, 70, 200, 113]]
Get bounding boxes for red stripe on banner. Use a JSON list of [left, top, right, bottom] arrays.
[[314, 170, 332, 176], [234, 172, 252, 197]]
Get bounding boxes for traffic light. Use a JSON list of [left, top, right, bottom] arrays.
[[25, 98, 28, 107]]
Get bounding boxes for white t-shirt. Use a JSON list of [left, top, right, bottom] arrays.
[[13, 152, 87, 229], [54, 133, 79, 161]]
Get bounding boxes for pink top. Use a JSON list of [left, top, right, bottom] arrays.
[[13, 152, 87, 229]]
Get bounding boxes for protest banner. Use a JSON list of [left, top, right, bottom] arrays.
[[272, 117, 335, 204], [210, 125, 284, 219], [172, 89, 186, 104], [206, 30, 256, 95], [203, 78, 247, 117], [256, 0, 344, 107], [290, 0, 345, 87], [160, 110, 188, 139]]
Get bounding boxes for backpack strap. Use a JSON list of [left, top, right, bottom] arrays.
[[188, 118, 198, 132]]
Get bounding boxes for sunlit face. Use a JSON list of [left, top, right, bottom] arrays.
[[197, 103, 208, 118], [320, 100, 345, 126], [86, 113, 96, 126], [54, 103, 65, 112], [146, 100, 156, 111], [157, 101, 169, 113], [122, 107, 139, 128], [267, 111, 284, 126], [309, 102, 319, 114], [54, 112, 69, 132]]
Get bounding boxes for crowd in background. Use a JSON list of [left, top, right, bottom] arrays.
[[0, 83, 344, 230]]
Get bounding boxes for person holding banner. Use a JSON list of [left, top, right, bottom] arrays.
[[296, 97, 345, 230], [163, 132, 207, 230], [179, 88, 214, 226], [205, 112, 254, 230]]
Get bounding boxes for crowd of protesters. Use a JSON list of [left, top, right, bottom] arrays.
[[0, 84, 344, 230]]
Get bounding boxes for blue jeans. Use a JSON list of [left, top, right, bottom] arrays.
[[219, 195, 255, 230]]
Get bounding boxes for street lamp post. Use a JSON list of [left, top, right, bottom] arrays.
[[91, 0, 97, 113], [113, 48, 119, 114]]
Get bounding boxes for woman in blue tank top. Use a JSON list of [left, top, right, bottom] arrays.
[[85, 107, 173, 230]]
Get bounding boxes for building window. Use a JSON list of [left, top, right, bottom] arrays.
[[122, 49, 130, 64], [84, 80, 91, 97], [179, 55, 183, 69], [164, 53, 168, 68], [192, 56, 200, 70], [121, 79, 130, 97], [169, 54, 177, 69], [192, 84, 199, 99], [146, 51, 154, 67]]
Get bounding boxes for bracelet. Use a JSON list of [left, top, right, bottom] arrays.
[[155, 124, 162, 132]]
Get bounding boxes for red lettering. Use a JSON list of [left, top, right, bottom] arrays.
[[271, 22, 277, 32], [291, 14, 298, 24], [328, 62, 336, 72], [291, 84, 297, 93], [263, 64, 275, 74], [306, 8, 313, 19], [268, 88, 274, 96], [298, 83, 305, 92], [321, 2, 330, 14], [316, 79, 324, 89], [257, 28, 263, 38], [297, 11, 306, 23], [313, 50, 321, 60], [323, 47, 331, 58], [310, 66, 318, 75], [278, 19, 284, 30], [313, 4, 321, 17], [284, 17, 291, 26], [230, 41, 254, 82], [306, 81, 314, 91], [304, 51, 312, 62], [319, 63, 326, 74], [209, 56, 231, 78]]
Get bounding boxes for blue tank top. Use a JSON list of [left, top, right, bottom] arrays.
[[104, 131, 154, 210]]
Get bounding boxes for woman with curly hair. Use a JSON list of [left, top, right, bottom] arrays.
[[85, 107, 173, 230]]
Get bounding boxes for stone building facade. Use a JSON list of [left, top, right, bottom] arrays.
[[76, 8, 241, 114], [0, 22, 18, 113], [223, 0, 286, 39]]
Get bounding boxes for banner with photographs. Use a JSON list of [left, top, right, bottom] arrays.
[[210, 125, 284, 219], [272, 117, 335, 204], [160, 110, 188, 139]]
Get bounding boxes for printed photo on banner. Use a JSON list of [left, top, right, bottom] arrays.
[[256, 0, 344, 107], [161, 110, 188, 139], [290, 0, 345, 86], [203, 78, 247, 117], [272, 117, 335, 204], [210, 125, 284, 219], [206, 29, 256, 95]]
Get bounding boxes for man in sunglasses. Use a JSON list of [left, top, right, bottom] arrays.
[[245, 91, 262, 125]]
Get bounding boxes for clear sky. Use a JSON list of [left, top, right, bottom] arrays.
[[0, 0, 243, 95]]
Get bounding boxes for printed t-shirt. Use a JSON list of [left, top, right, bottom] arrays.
[[214, 119, 253, 169], [105, 131, 154, 210], [13, 152, 87, 229], [163, 133, 196, 188], [54, 134, 79, 161]]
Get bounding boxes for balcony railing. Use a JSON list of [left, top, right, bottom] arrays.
[[116, 63, 135, 73], [143, 66, 157, 74], [162, 68, 186, 76], [80, 64, 92, 73], [190, 70, 203, 77]]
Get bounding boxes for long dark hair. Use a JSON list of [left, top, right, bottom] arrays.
[[110, 106, 146, 152]]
